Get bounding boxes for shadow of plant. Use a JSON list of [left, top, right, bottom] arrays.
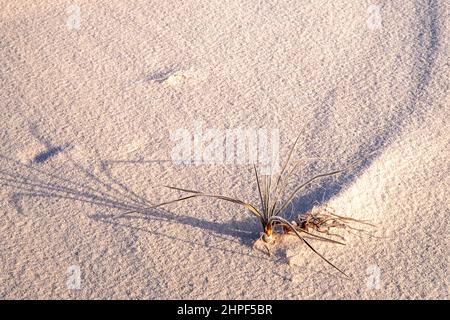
[[0, 151, 277, 263]]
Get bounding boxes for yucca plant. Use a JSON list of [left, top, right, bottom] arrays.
[[160, 134, 350, 277]]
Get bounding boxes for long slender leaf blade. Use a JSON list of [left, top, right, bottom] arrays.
[[253, 165, 265, 217], [293, 227, 346, 245], [275, 169, 343, 216], [163, 186, 262, 219], [271, 133, 301, 199], [164, 185, 202, 194]]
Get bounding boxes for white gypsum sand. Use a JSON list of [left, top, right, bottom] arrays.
[[0, 0, 448, 299]]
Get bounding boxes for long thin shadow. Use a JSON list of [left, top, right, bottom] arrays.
[[0, 153, 262, 251], [293, 0, 443, 214], [89, 212, 278, 263]]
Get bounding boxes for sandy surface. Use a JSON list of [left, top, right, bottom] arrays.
[[0, 0, 449, 299]]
